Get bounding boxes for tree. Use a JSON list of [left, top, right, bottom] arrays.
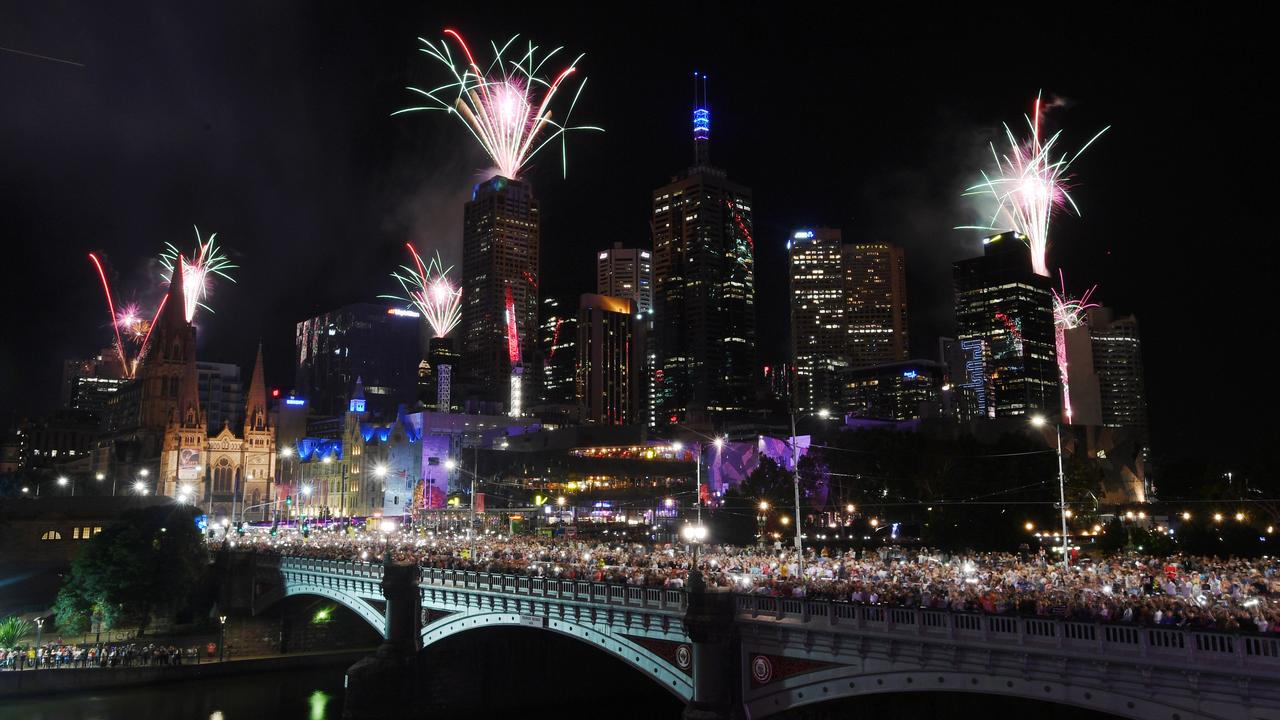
[[53, 504, 206, 634], [0, 616, 32, 648]]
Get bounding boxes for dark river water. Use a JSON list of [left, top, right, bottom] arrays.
[[0, 667, 348, 720]]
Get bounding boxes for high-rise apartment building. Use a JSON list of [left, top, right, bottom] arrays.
[[651, 92, 756, 428], [575, 294, 647, 425], [597, 242, 653, 314], [460, 176, 540, 412], [953, 233, 1059, 417], [294, 303, 423, 417]]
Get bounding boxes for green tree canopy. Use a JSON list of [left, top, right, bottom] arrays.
[[53, 504, 206, 633]]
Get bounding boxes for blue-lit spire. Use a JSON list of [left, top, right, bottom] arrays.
[[692, 71, 709, 166]]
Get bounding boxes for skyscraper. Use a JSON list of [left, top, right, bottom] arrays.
[[575, 294, 647, 425], [1086, 307, 1149, 439], [62, 350, 126, 424], [844, 243, 908, 368], [788, 228, 846, 413], [294, 303, 422, 417], [460, 176, 540, 412], [788, 229, 909, 413], [651, 84, 756, 428], [197, 361, 244, 434], [536, 297, 578, 412], [953, 233, 1059, 417], [596, 242, 653, 314]]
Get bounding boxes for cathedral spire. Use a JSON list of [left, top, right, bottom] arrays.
[[244, 342, 269, 433], [160, 254, 190, 331], [174, 332, 202, 428]]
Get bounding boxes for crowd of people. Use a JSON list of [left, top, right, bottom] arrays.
[[221, 528, 1280, 633], [0, 642, 202, 671]]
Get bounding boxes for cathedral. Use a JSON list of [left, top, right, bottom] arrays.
[[98, 258, 277, 522]]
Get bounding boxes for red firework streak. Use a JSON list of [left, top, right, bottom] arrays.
[[89, 253, 168, 379], [505, 286, 520, 364]]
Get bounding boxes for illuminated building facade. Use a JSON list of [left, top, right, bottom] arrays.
[[1086, 307, 1149, 441], [294, 302, 423, 417], [844, 243, 908, 369], [788, 228, 846, 413], [535, 297, 578, 419], [197, 361, 244, 434], [61, 351, 125, 424], [651, 93, 755, 427], [953, 233, 1059, 418], [460, 176, 540, 412], [840, 360, 947, 421], [575, 294, 647, 425], [597, 242, 653, 314], [788, 229, 909, 413]]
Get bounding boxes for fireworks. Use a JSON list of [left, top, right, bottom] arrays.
[[89, 253, 167, 379], [1053, 272, 1100, 423], [960, 93, 1108, 277], [394, 29, 601, 179], [159, 226, 237, 323], [382, 243, 463, 338]]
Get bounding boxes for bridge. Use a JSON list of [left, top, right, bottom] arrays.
[[230, 553, 1280, 720]]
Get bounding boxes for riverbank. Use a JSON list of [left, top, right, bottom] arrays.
[[0, 648, 369, 699]]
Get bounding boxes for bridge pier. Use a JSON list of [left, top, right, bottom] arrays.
[[342, 559, 422, 720], [683, 574, 741, 720]]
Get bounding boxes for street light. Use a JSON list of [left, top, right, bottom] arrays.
[[133, 480, 147, 495], [57, 476, 74, 496], [757, 500, 770, 545], [1030, 414, 1070, 570], [218, 615, 228, 662], [680, 524, 708, 591]]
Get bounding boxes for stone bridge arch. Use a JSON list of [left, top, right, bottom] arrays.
[[255, 583, 387, 637], [744, 665, 1237, 720], [418, 611, 694, 701]]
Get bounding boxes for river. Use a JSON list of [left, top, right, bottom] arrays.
[[0, 667, 347, 720]]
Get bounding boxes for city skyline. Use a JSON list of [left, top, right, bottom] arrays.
[[0, 4, 1267, 466]]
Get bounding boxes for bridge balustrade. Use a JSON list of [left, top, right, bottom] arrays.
[[734, 595, 1280, 670], [407, 563, 686, 611]]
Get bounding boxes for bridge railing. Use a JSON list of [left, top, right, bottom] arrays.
[[279, 556, 385, 580], [418, 567, 687, 612], [734, 595, 1280, 669]]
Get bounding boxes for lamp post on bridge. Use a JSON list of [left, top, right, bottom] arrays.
[[1030, 414, 1070, 570], [218, 615, 227, 662]]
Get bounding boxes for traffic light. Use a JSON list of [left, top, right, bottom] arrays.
[[285, 496, 293, 506]]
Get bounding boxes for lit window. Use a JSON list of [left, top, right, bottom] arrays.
[[41, 530, 62, 541]]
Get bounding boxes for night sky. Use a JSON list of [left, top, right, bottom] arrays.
[[0, 3, 1267, 466]]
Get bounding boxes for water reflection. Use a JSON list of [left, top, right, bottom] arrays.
[[309, 690, 331, 720], [0, 667, 345, 720]]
